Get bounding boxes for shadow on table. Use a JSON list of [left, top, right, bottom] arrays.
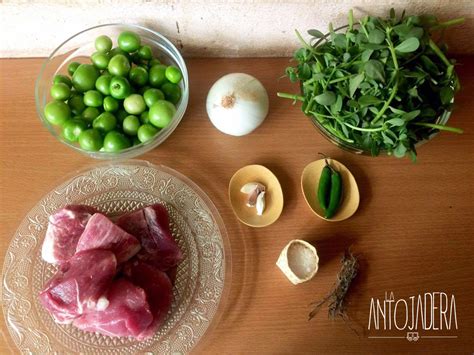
[[305, 230, 369, 337], [305, 232, 357, 269]]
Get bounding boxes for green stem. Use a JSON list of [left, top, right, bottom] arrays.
[[322, 106, 343, 123], [348, 9, 354, 31], [295, 29, 315, 53], [303, 77, 317, 86], [309, 111, 355, 120], [324, 68, 337, 89], [313, 24, 350, 47], [315, 118, 355, 143], [329, 74, 356, 84], [343, 122, 385, 132], [304, 97, 316, 114], [385, 28, 399, 71], [428, 39, 454, 77], [340, 52, 363, 69], [277, 92, 304, 101], [430, 18, 465, 31], [372, 80, 399, 124], [413, 122, 463, 134]]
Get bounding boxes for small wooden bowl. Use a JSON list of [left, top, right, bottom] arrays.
[[301, 159, 359, 222], [229, 165, 284, 227]]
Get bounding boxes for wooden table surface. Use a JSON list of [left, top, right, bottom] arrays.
[[0, 58, 473, 354]]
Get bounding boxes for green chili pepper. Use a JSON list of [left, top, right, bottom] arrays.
[[325, 169, 343, 219], [317, 163, 332, 211]]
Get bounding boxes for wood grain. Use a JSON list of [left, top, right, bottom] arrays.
[[0, 58, 473, 354]]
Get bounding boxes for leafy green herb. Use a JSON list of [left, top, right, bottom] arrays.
[[278, 9, 464, 159], [395, 37, 420, 52], [316, 91, 336, 105], [308, 29, 324, 38]]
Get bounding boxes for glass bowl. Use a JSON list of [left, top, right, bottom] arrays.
[[293, 24, 457, 157], [1, 160, 231, 353], [35, 24, 189, 159]]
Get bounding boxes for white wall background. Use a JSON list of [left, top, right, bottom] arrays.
[[0, 0, 472, 58]]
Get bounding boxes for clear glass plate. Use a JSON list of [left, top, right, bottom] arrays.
[[1, 160, 230, 353]]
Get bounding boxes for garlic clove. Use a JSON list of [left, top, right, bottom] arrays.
[[241, 182, 266, 208], [240, 182, 259, 194], [256, 191, 266, 215]]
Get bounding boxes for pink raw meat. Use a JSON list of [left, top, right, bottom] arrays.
[[76, 213, 141, 264], [39, 250, 116, 324], [124, 261, 173, 340], [73, 278, 153, 338], [41, 205, 98, 264], [115, 209, 148, 241], [117, 204, 183, 271]]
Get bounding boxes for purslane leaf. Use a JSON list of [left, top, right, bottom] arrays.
[[358, 95, 383, 106], [394, 143, 407, 158], [349, 73, 365, 98], [393, 24, 411, 37], [333, 34, 347, 48], [331, 95, 343, 113], [368, 29, 385, 44], [440, 87, 454, 105], [364, 60, 385, 82], [395, 37, 420, 52], [402, 110, 421, 121], [389, 106, 406, 115], [315, 91, 336, 105], [382, 132, 394, 144], [407, 27, 424, 39], [386, 118, 405, 126], [361, 49, 374, 62], [308, 29, 325, 38]]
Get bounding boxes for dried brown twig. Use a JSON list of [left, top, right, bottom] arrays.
[[309, 249, 359, 321]]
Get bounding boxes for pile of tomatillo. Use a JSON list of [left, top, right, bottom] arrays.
[[44, 31, 183, 152]]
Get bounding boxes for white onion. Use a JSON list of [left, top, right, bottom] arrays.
[[206, 73, 269, 136]]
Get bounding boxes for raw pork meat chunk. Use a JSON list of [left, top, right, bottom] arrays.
[[41, 205, 98, 264], [73, 279, 153, 338], [124, 261, 173, 340], [76, 213, 141, 264], [117, 204, 183, 271], [39, 250, 116, 324], [115, 209, 148, 241]]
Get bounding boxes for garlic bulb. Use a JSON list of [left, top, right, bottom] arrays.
[[206, 73, 269, 136]]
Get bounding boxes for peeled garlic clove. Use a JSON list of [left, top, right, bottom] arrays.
[[240, 182, 259, 194], [276, 240, 319, 285], [256, 191, 265, 215]]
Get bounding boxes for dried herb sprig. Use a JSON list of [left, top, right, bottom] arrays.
[[309, 249, 359, 320]]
